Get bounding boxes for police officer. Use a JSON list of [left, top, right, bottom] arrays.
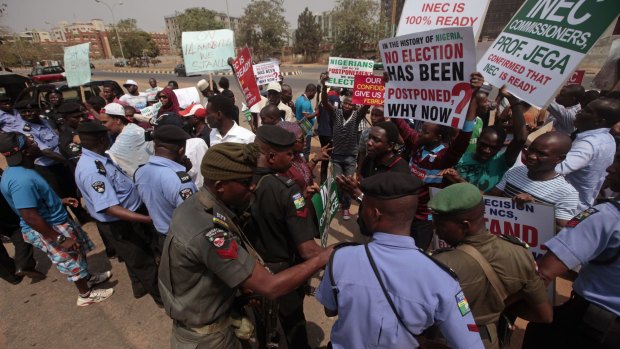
[[316, 172, 484, 348], [428, 183, 552, 348], [521, 150, 620, 349], [56, 102, 86, 168], [74, 121, 162, 305], [134, 125, 197, 255], [248, 125, 324, 349], [159, 142, 333, 349]]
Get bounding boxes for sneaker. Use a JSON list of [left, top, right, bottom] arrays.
[[87, 271, 112, 289], [77, 288, 114, 306], [342, 209, 351, 221]]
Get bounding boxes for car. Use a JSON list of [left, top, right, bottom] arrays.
[[373, 61, 384, 70], [114, 60, 127, 67], [29, 65, 66, 84], [15, 80, 124, 110], [0, 71, 32, 102]]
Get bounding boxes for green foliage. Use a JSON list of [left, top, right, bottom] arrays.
[[175, 7, 225, 49], [0, 40, 63, 66], [237, 0, 289, 61], [294, 7, 322, 63], [331, 0, 386, 58], [108, 18, 159, 58]]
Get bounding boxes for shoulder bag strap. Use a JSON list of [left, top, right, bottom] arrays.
[[456, 244, 509, 301], [364, 243, 418, 339], [328, 249, 339, 308]]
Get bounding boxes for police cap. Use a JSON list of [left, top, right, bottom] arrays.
[[57, 102, 84, 116], [154, 124, 190, 144], [360, 172, 422, 199], [77, 120, 108, 134], [428, 183, 483, 215], [256, 125, 295, 148]]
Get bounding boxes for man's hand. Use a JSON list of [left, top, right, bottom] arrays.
[[317, 244, 336, 267], [439, 168, 465, 184], [313, 145, 333, 163], [470, 72, 484, 90], [304, 182, 320, 198], [59, 235, 79, 251], [62, 197, 79, 207], [181, 156, 193, 172], [335, 175, 362, 198], [320, 73, 329, 85], [512, 193, 534, 209]]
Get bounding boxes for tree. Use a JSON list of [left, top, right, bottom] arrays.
[[175, 7, 225, 49], [237, 0, 289, 61], [331, 0, 386, 58], [108, 18, 159, 58], [294, 7, 321, 63]]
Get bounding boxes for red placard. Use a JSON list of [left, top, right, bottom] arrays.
[[566, 70, 585, 86], [232, 47, 261, 108], [352, 75, 385, 106]]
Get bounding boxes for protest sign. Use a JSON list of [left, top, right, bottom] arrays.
[[477, 0, 620, 107], [182, 29, 235, 75], [380, 26, 475, 129], [173, 87, 200, 109], [311, 173, 340, 247], [566, 70, 585, 85], [64, 43, 91, 87], [253, 61, 281, 85], [136, 102, 162, 123], [232, 47, 261, 108], [397, 0, 491, 41], [352, 75, 385, 106], [326, 57, 374, 88]]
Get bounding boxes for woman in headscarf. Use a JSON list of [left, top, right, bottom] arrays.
[[156, 88, 180, 116]]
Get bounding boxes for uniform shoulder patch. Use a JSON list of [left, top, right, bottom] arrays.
[[22, 123, 31, 132], [455, 291, 471, 316], [91, 181, 105, 193], [425, 252, 459, 280], [205, 227, 238, 259], [565, 207, 599, 228], [212, 211, 229, 230], [95, 160, 106, 175], [179, 188, 193, 200], [176, 171, 191, 183], [274, 174, 295, 187], [499, 234, 529, 249]]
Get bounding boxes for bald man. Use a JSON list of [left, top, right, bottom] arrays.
[[488, 132, 580, 227], [259, 104, 283, 126]]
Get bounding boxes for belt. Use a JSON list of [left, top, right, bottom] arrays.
[[570, 292, 620, 323], [177, 315, 232, 336]]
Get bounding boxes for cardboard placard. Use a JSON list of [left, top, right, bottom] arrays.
[[352, 75, 385, 106], [182, 29, 235, 75], [64, 43, 91, 87], [233, 47, 261, 108], [253, 61, 281, 85], [327, 57, 374, 88]]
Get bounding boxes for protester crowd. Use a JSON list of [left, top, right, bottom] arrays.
[[0, 61, 619, 349]]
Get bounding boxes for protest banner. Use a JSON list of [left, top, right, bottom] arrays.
[[397, 0, 491, 41], [232, 47, 261, 108], [352, 75, 385, 106], [311, 173, 340, 247], [135, 102, 162, 124], [64, 43, 91, 87], [253, 61, 281, 85], [477, 0, 620, 107], [182, 29, 235, 75], [379, 26, 476, 129], [326, 57, 374, 88], [566, 70, 585, 85], [173, 87, 200, 109]]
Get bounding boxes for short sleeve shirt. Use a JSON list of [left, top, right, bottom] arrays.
[[0, 166, 68, 232], [455, 152, 509, 193], [23, 119, 61, 166], [0, 109, 25, 133], [295, 94, 314, 134]]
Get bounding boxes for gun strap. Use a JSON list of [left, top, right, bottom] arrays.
[[456, 243, 508, 301]]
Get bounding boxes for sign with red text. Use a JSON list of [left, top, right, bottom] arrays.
[[253, 61, 281, 85], [232, 47, 261, 108], [380, 26, 475, 129], [477, 0, 620, 108], [397, 0, 491, 41], [566, 70, 585, 85], [352, 75, 385, 106], [327, 57, 375, 88]]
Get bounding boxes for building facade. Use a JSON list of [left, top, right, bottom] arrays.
[[149, 32, 171, 56]]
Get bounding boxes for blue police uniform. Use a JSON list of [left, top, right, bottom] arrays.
[[134, 155, 197, 235], [22, 119, 61, 167], [522, 198, 620, 348], [0, 109, 25, 133], [316, 233, 484, 349], [75, 148, 142, 222]]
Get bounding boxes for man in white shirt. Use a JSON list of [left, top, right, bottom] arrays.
[[144, 78, 163, 103], [249, 82, 294, 128], [206, 95, 255, 146], [556, 97, 620, 210], [119, 80, 148, 111], [547, 85, 584, 135]]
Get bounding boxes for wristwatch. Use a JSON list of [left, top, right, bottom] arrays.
[[55, 234, 67, 245]]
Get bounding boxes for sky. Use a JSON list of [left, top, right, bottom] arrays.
[[2, 0, 338, 33]]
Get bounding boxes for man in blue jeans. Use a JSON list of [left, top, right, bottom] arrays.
[[294, 83, 319, 160], [320, 74, 370, 220]]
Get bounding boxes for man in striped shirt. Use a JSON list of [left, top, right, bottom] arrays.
[[488, 132, 579, 227]]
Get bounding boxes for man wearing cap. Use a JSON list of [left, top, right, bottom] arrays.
[[428, 183, 552, 348], [196, 79, 216, 107], [0, 131, 113, 306], [248, 125, 324, 349], [0, 96, 25, 133], [75, 121, 162, 305], [98, 102, 152, 177], [180, 103, 211, 146], [249, 82, 293, 130], [56, 102, 86, 168], [316, 172, 484, 349], [119, 79, 148, 111], [159, 142, 334, 349], [207, 95, 255, 147], [134, 125, 197, 255]]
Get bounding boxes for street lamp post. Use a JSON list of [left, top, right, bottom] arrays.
[[94, 0, 125, 62]]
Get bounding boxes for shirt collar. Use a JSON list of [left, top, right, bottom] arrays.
[[575, 127, 610, 139], [460, 230, 495, 246], [372, 232, 418, 249], [83, 148, 111, 162], [148, 155, 184, 171]]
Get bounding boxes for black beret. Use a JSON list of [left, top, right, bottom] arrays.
[[360, 172, 422, 199], [0, 95, 11, 102], [256, 125, 295, 147], [77, 120, 108, 134], [156, 112, 185, 128], [57, 102, 84, 115], [154, 124, 190, 144], [14, 100, 38, 110]]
